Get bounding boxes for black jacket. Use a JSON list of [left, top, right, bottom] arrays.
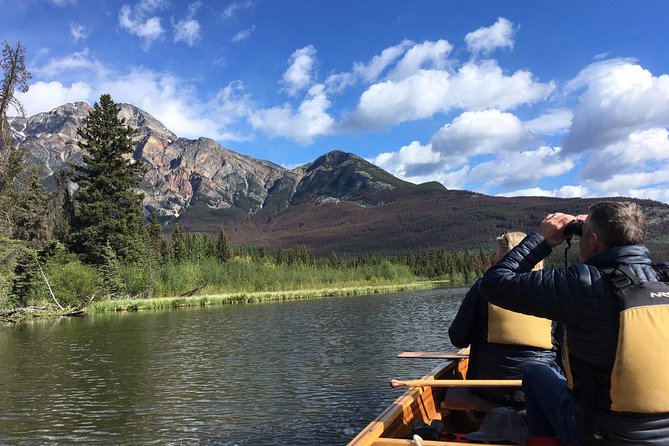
[[449, 279, 560, 405], [480, 232, 669, 444]]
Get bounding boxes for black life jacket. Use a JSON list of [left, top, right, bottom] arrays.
[[572, 264, 669, 413]]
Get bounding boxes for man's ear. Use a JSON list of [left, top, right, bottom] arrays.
[[589, 231, 606, 255]]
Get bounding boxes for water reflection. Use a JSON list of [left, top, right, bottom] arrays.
[[0, 287, 466, 445]]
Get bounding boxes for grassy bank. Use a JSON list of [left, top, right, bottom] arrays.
[[87, 281, 442, 313]]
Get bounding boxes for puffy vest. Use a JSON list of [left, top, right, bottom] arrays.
[[487, 303, 553, 349], [569, 265, 669, 413]]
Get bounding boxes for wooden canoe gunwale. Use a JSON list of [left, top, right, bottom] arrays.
[[347, 357, 465, 446]]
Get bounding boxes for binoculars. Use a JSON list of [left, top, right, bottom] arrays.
[[563, 220, 584, 236]]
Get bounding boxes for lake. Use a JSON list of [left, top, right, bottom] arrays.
[[0, 287, 466, 445]]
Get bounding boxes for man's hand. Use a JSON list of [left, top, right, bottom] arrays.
[[538, 212, 577, 247]]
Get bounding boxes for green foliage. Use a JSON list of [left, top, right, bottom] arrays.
[[216, 227, 231, 262], [45, 256, 102, 306], [68, 93, 146, 265]]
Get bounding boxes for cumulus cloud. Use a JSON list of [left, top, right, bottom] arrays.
[[367, 109, 579, 195], [563, 59, 669, 153], [499, 185, 588, 199], [347, 57, 554, 129], [118, 1, 167, 48], [582, 128, 669, 181], [70, 23, 90, 42], [16, 81, 92, 116], [249, 84, 334, 144], [348, 70, 451, 128], [49, 0, 76, 6], [325, 40, 413, 92], [431, 109, 532, 164], [387, 39, 452, 80], [468, 146, 573, 189], [372, 141, 441, 179], [465, 17, 515, 55], [282, 46, 317, 96], [524, 108, 573, 135], [33, 49, 107, 78]]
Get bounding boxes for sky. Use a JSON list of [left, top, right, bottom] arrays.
[[3, 0, 669, 203]]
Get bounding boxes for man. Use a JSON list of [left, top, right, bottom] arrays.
[[480, 201, 669, 445], [448, 232, 559, 408]]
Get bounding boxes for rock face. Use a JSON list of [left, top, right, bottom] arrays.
[[10, 102, 407, 219]]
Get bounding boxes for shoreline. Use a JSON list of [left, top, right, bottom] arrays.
[[86, 280, 453, 313]]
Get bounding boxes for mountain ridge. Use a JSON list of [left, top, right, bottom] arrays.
[[11, 102, 669, 257]]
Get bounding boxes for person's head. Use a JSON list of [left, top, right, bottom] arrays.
[[495, 231, 544, 271], [579, 201, 646, 261]]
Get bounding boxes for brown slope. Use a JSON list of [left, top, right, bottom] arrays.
[[178, 188, 669, 258]]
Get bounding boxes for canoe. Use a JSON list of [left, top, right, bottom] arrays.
[[347, 351, 525, 446]]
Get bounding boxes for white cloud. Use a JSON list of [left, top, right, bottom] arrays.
[[348, 70, 451, 128], [467, 146, 574, 189], [16, 81, 92, 116], [563, 59, 669, 153], [49, 0, 76, 6], [582, 128, 669, 181], [449, 60, 555, 110], [33, 49, 107, 78], [232, 25, 255, 42], [465, 17, 515, 55], [97, 70, 244, 141], [173, 2, 201, 46], [282, 46, 317, 96], [524, 108, 573, 135], [585, 168, 669, 198], [431, 109, 531, 164], [348, 59, 554, 129], [249, 84, 334, 144], [499, 185, 588, 199], [387, 40, 452, 80], [372, 141, 441, 178], [69, 23, 90, 42], [222, 1, 253, 20], [325, 40, 413, 93], [118, 3, 166, 48], [174, 19, 200, 45]]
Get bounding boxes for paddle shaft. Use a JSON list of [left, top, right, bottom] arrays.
[[390, 378, 522, 388], [396, 352, 468, 359]]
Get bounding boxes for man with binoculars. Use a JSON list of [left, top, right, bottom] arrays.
[[481, 201, 669, 445]]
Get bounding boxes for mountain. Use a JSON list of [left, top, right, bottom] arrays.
[[10, 102, 669, 257]]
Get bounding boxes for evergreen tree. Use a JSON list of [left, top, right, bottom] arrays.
[[171, 224, 185, 262], [68, 94, 146, 265], [216, 227, 231, 262]]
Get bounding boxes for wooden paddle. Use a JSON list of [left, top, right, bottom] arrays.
[[396, 351, 468, 359], [389, 378, 522, 388]]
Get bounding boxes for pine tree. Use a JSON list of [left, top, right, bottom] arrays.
[[216, 227, 231, 262], [171, 224, 185, 262], [68, 94, 146, 265]]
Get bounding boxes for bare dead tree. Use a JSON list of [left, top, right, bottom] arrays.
[[0, 40, 31, 179]]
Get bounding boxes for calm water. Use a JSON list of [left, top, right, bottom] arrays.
[[0, 287, 466, 445]]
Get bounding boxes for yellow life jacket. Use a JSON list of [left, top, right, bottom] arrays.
[[604, 265, 669, 413], [487, 303, 553, 350]]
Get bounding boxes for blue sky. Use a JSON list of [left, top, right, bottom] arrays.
[[3, 0, 669, 203]]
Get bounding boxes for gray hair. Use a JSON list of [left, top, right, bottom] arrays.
[[587, 201, 646, 247]]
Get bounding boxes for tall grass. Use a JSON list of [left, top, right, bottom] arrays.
[[147, 258, 416, 296], [82, 258, 427, 312]]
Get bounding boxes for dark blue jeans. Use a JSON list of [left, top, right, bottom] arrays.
[[523, 364, 581, 445]]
